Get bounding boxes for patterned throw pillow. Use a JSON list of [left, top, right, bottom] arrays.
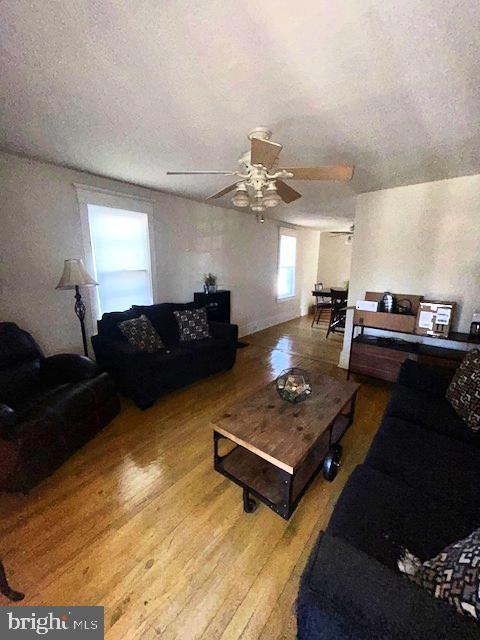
[[398, 528, 480, 620], [174, 307, 210, 342], [446, 349, 480, 431], [118, 315, 164, 353]]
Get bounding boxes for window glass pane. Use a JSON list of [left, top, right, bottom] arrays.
[[277, 234, 296, 298], [279, 235, 296, 267], [96, 270, 151, 314], [277, 266, 295, 298], [88, 205, 150, 272], [87, 204, 153, 315]]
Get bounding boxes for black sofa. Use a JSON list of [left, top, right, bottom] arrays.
[[0, 322, 120, 492], [298, 358, 480, 639], [91, 302, 238, 409]]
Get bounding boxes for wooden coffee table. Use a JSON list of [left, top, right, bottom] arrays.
[[213, 370, 360, 520]]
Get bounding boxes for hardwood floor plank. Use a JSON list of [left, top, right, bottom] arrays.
[[257, 524, 323, 640], [0, 316, 389, 639]]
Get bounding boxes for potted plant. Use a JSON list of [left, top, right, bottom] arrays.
[[204, 273, 218, 294]]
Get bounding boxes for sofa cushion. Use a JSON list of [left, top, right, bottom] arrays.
[[386, 384, 479, 445], [133, 302, 200, 346], [98, 308, 140, 342], [365, 417, 480, 517], [328, 464, 477, 571], [183, 337, 230, 353], [446, 349, 480, 431], [118, 314, 165, 353], [182, 337, 232, 374], [174, 307, 211, 342], [398, 359, 455, 398], [298, 532, 480, 640], [140, 346, 193, 379], [400, 528, 480, 621]]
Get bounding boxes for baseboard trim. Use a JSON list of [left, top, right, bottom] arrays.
[[239, 309, 302, 338], [338, 349, 350, 370]]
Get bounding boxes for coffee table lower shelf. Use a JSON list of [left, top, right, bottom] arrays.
[[213, 419, 349, 520]]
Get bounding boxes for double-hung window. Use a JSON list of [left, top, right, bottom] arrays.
[[88, 205, 153, 315], [76, 186, 155, 319], [277, 228, 297, 300]]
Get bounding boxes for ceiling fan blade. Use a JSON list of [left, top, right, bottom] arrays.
[[279, 165, 354, 181], [166, 170, 235, 175], [250, 138, 283, 170], [276, 180, 302, 204], [206, 182, 239, 200]]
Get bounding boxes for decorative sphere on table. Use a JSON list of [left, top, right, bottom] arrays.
[[276, 368, 312, 403]]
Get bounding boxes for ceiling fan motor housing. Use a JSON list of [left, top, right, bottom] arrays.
[[247, 126, 272, 141]]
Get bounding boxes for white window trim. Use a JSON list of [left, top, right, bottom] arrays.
[[74, 184, 158, 327], [277, 226, 298, 302]]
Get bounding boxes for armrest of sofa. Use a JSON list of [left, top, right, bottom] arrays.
[[209, 322, 238, 344], [0, 403, 17, 440], [298, 532, 479, 640], [397, 359, 455, 397], [40, 354, 100, 383]]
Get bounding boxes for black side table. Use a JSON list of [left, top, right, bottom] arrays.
[[194, 290, 231, 323], [193, 290, 248, 348]]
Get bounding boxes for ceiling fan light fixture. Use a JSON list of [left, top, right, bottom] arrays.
[[231, 182, 249, 208], [263, 182, 281, 208], [251, 202, 265, 213]]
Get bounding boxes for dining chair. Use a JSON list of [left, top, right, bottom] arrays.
[[311, 283, 332, 327], [326, 288, 348, 338]]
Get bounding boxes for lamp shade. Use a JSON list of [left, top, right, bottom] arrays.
[[55, 259, 98, 290]]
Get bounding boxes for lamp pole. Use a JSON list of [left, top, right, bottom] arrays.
[[74, 285, 88, 357]]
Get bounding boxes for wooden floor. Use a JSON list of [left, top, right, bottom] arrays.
[[0, 315, 390, 639]]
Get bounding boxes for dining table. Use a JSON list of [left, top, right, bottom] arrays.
[[311, 288, 348, 297]]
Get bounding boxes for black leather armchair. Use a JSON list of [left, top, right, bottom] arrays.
[[0, 322, 120, 492]]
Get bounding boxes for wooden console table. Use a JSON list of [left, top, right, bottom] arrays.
[[348, 291, 479, 382]]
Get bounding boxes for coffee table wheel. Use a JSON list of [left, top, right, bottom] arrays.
[[243, 488, 257, 514], [323, 444, 343, 482]]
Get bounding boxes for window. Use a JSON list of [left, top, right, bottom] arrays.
[[87, 204, 153, 315], [277, 228, 297, 299]]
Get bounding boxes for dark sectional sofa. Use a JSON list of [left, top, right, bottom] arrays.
[[0, 322, 120, 492], [91, 302, 238, 409], [298, 358, 480, 640]]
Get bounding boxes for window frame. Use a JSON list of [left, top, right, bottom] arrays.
[[276, 226, 297, 302], [75, 184, 157, 325]]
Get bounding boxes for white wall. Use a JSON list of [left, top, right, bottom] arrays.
[[0, 152, 320, 355], [340, 174, 480, 368], [316, 233, 352, 288]]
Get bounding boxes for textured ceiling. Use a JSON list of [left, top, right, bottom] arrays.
[[1, 0, 480, 229]]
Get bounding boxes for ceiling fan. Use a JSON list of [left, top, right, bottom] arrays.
[[329, 224, 354, 244], [167, 127, 354, 222]]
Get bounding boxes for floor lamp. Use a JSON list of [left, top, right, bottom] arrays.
[[56, 259, 98, 357]]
